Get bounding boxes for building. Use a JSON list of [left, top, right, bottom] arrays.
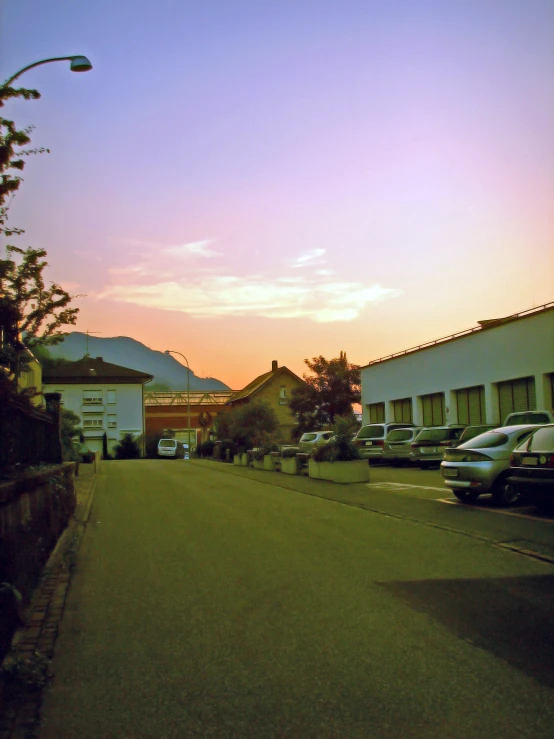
[[144, 390, 235, 449], [43, 357, 153, 456], [227, 360, 306, 441], [360, 303, 554, 427]]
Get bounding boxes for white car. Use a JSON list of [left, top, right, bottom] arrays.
[[298, 431, 334, 452]]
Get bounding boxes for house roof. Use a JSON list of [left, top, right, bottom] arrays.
[[228, 363, 304, 404], [42, 356, 154, 385]]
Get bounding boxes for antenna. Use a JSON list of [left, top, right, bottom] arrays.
[[82, 330, 102, 357]]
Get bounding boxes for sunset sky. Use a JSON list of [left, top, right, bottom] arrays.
[[1, 0, 553, 389]]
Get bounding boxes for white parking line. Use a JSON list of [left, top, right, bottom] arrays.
[[366, 482, 447, 493], [437, 498, 554, 523]]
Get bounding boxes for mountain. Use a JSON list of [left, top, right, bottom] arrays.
[[45, 333, 231, 391]]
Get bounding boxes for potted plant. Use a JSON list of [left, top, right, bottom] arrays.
[[280, 446, 300, 475], [308, 417, 370, 484]]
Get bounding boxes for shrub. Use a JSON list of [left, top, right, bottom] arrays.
[[196, 440, 215, 458], [113, 433, 141, 460], [311, 416, 361, 462], [219, 439, 237, 462], [281, 446, 300, 458]]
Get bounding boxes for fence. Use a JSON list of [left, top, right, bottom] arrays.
[[0, 384, 62, 474]]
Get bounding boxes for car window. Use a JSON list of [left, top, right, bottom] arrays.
[[321, 432, 333, 440], [387, 430, 413, 442], [357, 425, 384, 439], [508, 413, 550, 424], [528, 427, 554, 451], [159, 440, 176, 448], [301, 434, 317, 442], [463, 431, 509, 449], [415, 429, 449, 442]]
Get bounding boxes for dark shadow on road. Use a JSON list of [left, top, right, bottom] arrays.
[[377, 575, 554, 688]]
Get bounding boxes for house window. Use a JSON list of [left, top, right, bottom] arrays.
[[107, 390, 116, 404], [83, 390, 103, 404], [280, 386, 287, 399], [368, 402, 385, 423], [107, 414, 117, 428], [83, 419, 103, 428]]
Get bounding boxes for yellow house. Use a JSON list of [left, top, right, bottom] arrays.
[[17, 349, 43, 407], [227, 360, 306, 441]]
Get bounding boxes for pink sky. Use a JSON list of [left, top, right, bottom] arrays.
[[1, 0, 553, 389]]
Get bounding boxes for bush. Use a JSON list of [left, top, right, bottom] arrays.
[[311, 416, 361, 462], [196, 440, 215, 458], [219, 439, 238, 462], [281, 446, 300, 458], [113, 433, 141, 460]]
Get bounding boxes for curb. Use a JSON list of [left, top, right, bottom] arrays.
[[0, 471, 97, 739]]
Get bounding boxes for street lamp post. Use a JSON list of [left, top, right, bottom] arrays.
[[1, 55, 93, 91], [164, 350, 191, 456]]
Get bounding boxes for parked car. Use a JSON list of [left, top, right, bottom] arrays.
[[157, 438, 182, 458], [353, 422, 415, 463], [410, 425, 466, 469], [440, 424, 540, 505], [298, 431, 334, 452], [502, 410, 554, 426], [383, 427, 423, 466], [450, 425, 496, 448], [508, 424, 554, 512]]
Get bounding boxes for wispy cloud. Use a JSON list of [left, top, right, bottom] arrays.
[[163, 240, 220, 258], [290, 248, 327, 268]]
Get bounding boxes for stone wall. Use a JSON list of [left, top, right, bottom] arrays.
[[0, 463, 76, 660]]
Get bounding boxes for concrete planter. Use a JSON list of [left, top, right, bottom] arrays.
[[309, 459, 370, 484], [263, 455, 274, 471], [280, 456, 298, 475], [233, 455, 241, 466], [253, 458, 265, 470], [240, 453, 249, 466]]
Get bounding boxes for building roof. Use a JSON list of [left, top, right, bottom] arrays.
[[42, 356, 154, 384], [361, 301, 554, 369], [228, 361, 304, 403]]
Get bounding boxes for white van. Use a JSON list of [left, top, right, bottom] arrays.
[[157, 438, 181, 458]]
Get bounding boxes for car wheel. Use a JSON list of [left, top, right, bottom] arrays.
[[491, 476, 522, 507], [453, 490, 480, 504]]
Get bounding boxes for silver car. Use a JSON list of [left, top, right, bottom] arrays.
[[410, 426, 466, 468], [383, 427, 423, 466], [440, 424, 540, 505], [353, 422, 415, 462], [298, 431, 334, 452]]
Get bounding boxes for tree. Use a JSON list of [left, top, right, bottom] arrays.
[[217, 401, 279, 451], [288, 352, 361, 436], [60, 408, 82, 461], [0, 85, 78, 387], [113, 433, 141, 460]]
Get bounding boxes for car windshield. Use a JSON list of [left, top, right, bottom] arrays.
[[159, 440, 177, 448], [387, 430, 413, 442], [459, 426, 492, 442], [462, 431, 509, 449], [301, 434, 317, 442], [357, 425, 384, 439], [415, 429, 450, 442], [508, 413, 550, 424]]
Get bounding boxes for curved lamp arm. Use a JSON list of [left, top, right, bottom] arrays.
[[2, 55, 93, 88]]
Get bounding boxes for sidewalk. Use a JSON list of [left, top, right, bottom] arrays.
[[0, 463, 97, 739]]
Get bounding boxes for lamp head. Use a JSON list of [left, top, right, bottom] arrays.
[[70, 56, 93, 73], [164, 350, 171, 355]]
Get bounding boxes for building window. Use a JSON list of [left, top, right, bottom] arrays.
[[368, 402, 385, 423], [421, 392, 445, 426], [498, 377, 536, 423], [456, 386, 485, 425], [107, 414, 117, 428], [392, 398, 412, 424], [83, 419, 103, 428], [280, 386, 287, 399], [107, 390, 116, 404], [83, 390, 103, 404]]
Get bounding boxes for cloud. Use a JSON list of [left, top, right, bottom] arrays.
[[290, 248, 327, 268], [163, 240, 220, 258], [98, 274, 401, 322]]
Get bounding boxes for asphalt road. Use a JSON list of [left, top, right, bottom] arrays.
[[40, 459, 554, 738]]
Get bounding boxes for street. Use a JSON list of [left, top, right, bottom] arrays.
[[40, 459, 554, 738]]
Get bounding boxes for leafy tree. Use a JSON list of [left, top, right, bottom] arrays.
[[217, 401, 279, 451], [60, 408, 82, 461], [0, 85, 78, 386], [288, 352, 361, 436], [113, 433, 141, 460]]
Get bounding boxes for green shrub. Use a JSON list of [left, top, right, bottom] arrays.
[[311, 416, 361, 462], [113, 433, 141, 460], [281, 446, 300, 458], [219, 439, 237, 461], [196, 440, 215, 458]]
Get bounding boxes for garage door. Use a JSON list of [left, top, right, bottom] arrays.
[[421, 392, 445, 426], [368, 402, 385, 423], [456, 386, 485, 425], [498, 377, 536, 424], [392, 397, 413, 424]]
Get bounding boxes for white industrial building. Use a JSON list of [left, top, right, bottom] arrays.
[[360, 303, 554, 428]]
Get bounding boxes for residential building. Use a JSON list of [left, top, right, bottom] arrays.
[[227, 360, 306, 441], [360, 303, 554, 427], [43, 357, 153, 456]]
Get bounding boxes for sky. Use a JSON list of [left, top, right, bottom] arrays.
[[1, 0, 553, 389]]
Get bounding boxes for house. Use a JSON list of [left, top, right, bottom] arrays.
[[227, 360, 306, 441], [360, 302, 554, 427], [16, 349, 43, 407], [42, 356, 153, 456]]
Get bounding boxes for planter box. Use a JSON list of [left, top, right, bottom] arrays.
[[233, 455, 241, 466], [240, 453, 249, 466], [263, 455, 274, 471], [280, 456, 298, 475], [253, 458, 265, 470], [309, 459, 370, 484]]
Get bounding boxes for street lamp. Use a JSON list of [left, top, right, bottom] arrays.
[[1, 55, 93, 89], [164, 350, 191, 456]]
